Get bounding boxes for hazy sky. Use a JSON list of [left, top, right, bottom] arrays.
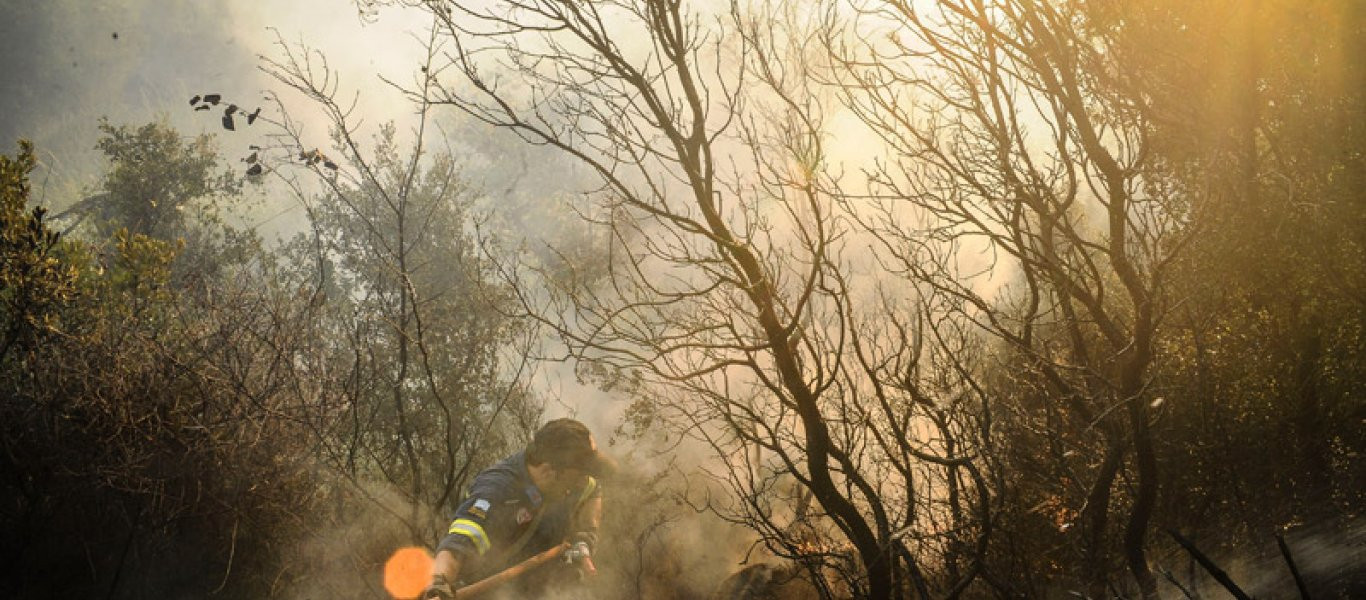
[[0, 1, 432, 203]]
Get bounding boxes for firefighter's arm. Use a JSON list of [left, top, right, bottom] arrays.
[[572, 475, 603, 533], [430, 476, 509, 597], [575, 494, 603, 533], [569, 481, 603, 552], [426, 550, 462, 599], [564, 492, 604, 576]]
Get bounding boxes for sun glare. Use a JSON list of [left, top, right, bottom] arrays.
[[383, 547, 433, 600]]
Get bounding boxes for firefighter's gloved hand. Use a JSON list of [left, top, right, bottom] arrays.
[[564, 532, 598, 577], [422, 574, 457, 600], [563, 540, 592, 564], [569, 531, 598, 553]]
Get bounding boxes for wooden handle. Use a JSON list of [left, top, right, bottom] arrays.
[[455, 543, 567, 600]]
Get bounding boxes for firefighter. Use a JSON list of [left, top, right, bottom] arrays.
[[424, 418, 612, 599]]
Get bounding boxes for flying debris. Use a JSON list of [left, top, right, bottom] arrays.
[[192, 94, 263, 130], [296, 149, 333, 168], [184, 92, 293, 178]]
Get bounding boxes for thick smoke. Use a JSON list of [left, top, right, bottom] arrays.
[[0, 1, 255, 194], [0, 1, 423, 234]]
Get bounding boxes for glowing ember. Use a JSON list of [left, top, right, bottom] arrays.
[[383, 546, 433, 599]]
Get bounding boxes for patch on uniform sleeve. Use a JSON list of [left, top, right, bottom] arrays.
[[469, 498, 491, 519]]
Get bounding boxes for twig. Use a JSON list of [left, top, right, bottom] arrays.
[[1166, 529, 1251, 600], [213, 518, 239, 594], [1159, 566, 1197, 599], [1276, 533, 1311, 599]]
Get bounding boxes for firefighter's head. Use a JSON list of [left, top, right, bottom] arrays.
[[526, 418, 614, 497]]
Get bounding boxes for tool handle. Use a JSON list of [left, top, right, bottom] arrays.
[[455, 543, 567, 599]]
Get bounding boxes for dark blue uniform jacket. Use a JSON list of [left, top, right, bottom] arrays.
[[437, 451, 600, 581]]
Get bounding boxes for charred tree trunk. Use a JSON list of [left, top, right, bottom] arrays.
[[1083, 442, 1123, 597]]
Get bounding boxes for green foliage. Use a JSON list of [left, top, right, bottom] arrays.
[[0, 134, 313, 599], [0, 118, 537, 598], [91, 119, 241, 239], [0, 140, 78, 359], [279, 123, 533, 519]]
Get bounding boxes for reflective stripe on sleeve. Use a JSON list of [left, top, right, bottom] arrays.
[[447, 518, 491, 555], [574, 476, 598, 509]]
